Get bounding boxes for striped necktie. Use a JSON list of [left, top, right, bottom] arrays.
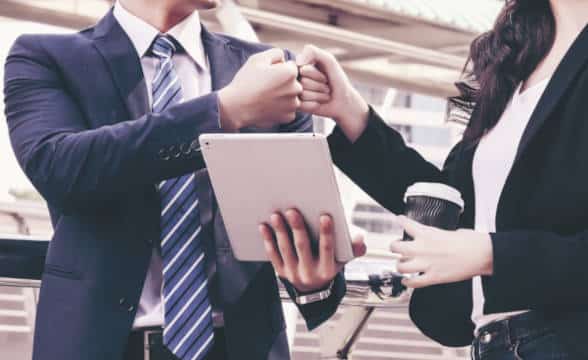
[[151, 34, 214, 360]]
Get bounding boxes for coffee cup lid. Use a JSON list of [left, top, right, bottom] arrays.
[[404, 182, 465, 210]]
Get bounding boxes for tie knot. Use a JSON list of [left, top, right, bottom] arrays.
[[151, 35, 178, 59]]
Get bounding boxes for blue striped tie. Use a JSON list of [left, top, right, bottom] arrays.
[[151, 35, 214, 360]]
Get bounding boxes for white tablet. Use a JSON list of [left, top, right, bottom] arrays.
[[200, 133, 354, 263]]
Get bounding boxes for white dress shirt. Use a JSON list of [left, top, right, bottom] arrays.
[[113, 1, 212, 329], [471, 77, 550, 331]]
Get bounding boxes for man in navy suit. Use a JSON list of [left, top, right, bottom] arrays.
[[3, 1, 364, 359]]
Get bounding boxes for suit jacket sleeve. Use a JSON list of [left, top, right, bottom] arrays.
[[4, 35, 221, 215], [328, 106, 446, 213], [281, 273, 346, 331], [328, 107, 476, 347]]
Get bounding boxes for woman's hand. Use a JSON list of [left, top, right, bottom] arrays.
[[259, 209, 366, 293], [296, 45, 370, 143], [390, 216, 494, 288]]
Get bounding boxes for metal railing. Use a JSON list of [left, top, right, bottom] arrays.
[[0, 234, 469, 359]]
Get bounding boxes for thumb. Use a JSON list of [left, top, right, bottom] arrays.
[[351, 234, 367, 258], [296, 44, 335, 67], [296, 45, 317, 67], [260, 48, 286, 65], [397, 216, 426, 239]]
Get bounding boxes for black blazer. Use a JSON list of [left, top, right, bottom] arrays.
[[328, 26, 588, 357]]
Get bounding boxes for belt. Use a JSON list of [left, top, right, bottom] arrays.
[[124, 327, 226, 360]]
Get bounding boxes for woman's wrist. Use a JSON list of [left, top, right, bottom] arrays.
[[333, 89, 370, 143]]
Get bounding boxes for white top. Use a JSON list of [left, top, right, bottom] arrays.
[[471, 77, 550, 330], [113, 1, 212, 329]]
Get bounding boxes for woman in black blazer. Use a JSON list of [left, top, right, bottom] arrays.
[[259, 0, 588, 359]]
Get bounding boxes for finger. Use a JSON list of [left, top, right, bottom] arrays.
[[272, 61, 300, 84], [402, 273, 435, 289], [263, 48, 286, 65], [300, 77, 330, 93], [396, 259, 428, 274], [397, 215, 428, 239], [351, 234, 367, 258], [296, 45, 317, 67], [271, 213, 298, 269], [276, 96, 301, 113], [275, 112, 298, 125], [299, 65, 328, 83], [318, 214, 336, 276], [282, 81, 303, 97], [285, 209, 314, 268], [259, 224, 284, 272], [336, 234, 367, 273], [300, 90, 331, 103], [389, 240, 417, 258], [296, 44, 336, 69], [299, 101, 321, 113], [284, 61, 299, 80]]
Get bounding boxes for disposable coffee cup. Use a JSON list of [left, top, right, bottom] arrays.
[[402, 182, 464, 241]]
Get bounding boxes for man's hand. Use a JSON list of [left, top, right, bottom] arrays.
[[218, 48, 304, 130], [296, 45, 370, 142], [390, 216, 494, 289], [259, 209, 366, 293]]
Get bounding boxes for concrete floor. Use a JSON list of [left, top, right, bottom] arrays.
[[0, 332, 32, 360]]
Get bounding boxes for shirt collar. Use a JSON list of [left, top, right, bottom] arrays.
[[113, 1, 208, 71]]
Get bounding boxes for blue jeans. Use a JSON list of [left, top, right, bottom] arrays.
[[471, 313, 570, 360]]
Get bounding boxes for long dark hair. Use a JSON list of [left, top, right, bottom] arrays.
[[453, 0, 556, 142]]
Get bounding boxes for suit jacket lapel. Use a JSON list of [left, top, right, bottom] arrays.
[[201, 27, 245, 91], [515, 25, 588, 162], [92, 10, 150, 120]]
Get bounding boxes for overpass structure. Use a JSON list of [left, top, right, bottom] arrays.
[[0, 0, 501, 98]]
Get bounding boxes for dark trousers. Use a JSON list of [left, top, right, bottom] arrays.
[[471, 312, 570, 360], [124, 327, 228, 360]]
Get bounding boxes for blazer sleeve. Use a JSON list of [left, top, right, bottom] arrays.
[[4, 35, 221, 215], [328, 106, 446, 213], [327, 107, 477, 347], [483, 230, 588, 311]]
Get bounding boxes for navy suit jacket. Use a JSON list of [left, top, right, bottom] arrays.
[[3, 10, 345, 360]]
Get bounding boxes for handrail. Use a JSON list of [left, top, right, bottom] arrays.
[[0, 235, 49, 281], [0, 235, 408, 306]]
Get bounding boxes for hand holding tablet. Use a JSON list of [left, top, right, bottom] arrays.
[[259, 209, 366, 293]]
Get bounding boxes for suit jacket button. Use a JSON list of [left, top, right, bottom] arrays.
[[190, 139, 199, 152], [119, 298, 126, 305], [158, 149, 170, 160], [128, 305, 135, 312], [169, 145, 181, 158], [180, 143, 191, 156]]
